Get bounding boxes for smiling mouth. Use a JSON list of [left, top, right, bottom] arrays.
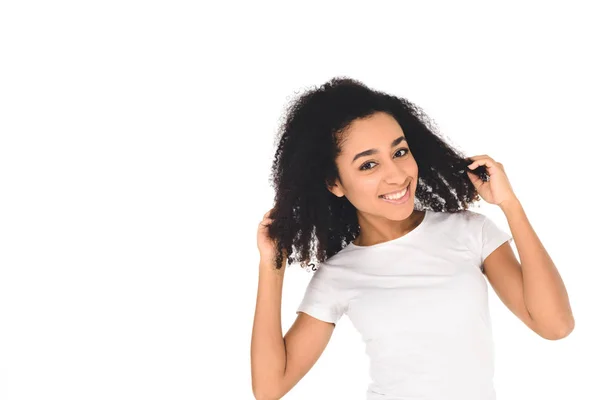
[[379, 185, 410, 198]]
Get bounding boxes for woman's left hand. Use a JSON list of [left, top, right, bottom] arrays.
[[466, 155, 518, 207]]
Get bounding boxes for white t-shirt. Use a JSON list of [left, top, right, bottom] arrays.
[[296, 209, 513, 400]]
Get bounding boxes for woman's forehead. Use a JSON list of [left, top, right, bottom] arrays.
[[340, 116, 408, 158], [343, 114, 404, 142]]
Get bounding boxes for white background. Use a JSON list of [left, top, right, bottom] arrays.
[[1, 1, 598, 399]]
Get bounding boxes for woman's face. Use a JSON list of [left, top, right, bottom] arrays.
[[328, 111, 419, 221]]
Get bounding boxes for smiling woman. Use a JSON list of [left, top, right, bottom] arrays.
[[263, 77, 487, 270], [250, 76, 572, 400]]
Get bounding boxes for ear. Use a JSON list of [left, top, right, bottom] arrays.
[[326, 179, 345, 198]]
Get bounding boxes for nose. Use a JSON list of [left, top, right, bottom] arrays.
[[381, 160, 410, 186]]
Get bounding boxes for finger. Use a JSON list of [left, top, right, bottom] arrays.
[[467, 158, 494, 169], [467, 171, 484, 188], [467, 169, 482, 180], [480, 159, 501, 169], [467, 155, 486, 161], [260, 219, 274, 227], [467, 160, 482, 169], [467, 155, 495, 163]]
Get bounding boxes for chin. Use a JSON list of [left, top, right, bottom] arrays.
[[383, 204, 416, 220]]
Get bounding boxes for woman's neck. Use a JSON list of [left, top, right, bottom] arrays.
[[353, 209, 425, 247]]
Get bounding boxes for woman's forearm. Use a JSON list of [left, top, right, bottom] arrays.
[[500, 198, 575, 337], [250, 260, 287, 399]]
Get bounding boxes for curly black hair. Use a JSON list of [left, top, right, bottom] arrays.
[[266, 76, 489, 270]]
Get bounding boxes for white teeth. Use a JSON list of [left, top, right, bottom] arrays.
[[381, 187, 408, 200]]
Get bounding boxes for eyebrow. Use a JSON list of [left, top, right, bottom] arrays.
[[352, 136, 406, 163]]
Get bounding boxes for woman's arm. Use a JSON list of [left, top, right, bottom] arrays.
[[251, 260, 288, 399], [484, 198, 575, 339], [250, 259, 337, 399]]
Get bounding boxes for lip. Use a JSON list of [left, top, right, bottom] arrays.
[[379, 185, 410, 204], [379, 185, 410, 198]]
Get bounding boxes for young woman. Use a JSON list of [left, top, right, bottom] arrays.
[[251, 77, 574, 400]]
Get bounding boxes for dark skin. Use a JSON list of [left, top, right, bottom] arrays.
[[325, 112, 574, 340], [326, 111, 426, 247]]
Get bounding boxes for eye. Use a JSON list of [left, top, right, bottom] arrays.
[[359, 148, 409, 171]]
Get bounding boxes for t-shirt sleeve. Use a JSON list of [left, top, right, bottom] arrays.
[[479, 213, 513, 269], [296, 267, 346, 325]]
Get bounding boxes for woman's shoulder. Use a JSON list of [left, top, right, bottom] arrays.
[[426, 208, 487, 233], [430, 208, 485, 221]]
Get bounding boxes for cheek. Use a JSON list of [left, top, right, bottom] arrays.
[[361, 175, 381, 193], [345, 175, 379, 202]]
